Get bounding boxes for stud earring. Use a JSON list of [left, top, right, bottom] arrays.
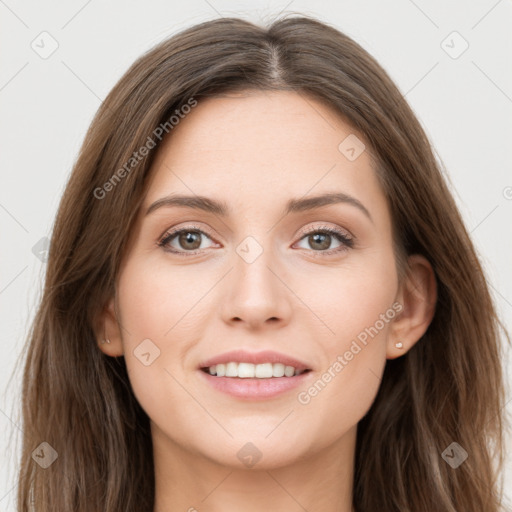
[[101, 338, 111, 344], [395, 341, 403, 349]]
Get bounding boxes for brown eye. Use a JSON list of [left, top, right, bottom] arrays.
[[308, 232, 332, 251], [159, 227, 216, 254], [295, 227, 353, 254], [177, 231, 202, 250]]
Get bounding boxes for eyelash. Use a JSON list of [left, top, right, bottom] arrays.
[[157, 224, 354, 257]]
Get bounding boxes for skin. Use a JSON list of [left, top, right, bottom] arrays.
[[97, 90, 436, 512]]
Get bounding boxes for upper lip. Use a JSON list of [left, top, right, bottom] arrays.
[[199, 349, 312, 372]]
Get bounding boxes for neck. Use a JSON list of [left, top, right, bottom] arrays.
[[152, 424, 356, 512]]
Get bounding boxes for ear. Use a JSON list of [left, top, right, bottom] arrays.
[[95, 296, 124, 357], [387, 254, 437, 359]]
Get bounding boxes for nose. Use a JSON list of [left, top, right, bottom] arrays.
[[220, 245, 293, 331]]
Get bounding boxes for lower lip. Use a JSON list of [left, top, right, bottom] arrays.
[[198, 369, 312, 399]]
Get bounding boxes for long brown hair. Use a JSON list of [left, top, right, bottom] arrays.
[[13, 14, 509, 511]]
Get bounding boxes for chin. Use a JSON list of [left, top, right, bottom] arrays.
[[194, 435, 308, 470]]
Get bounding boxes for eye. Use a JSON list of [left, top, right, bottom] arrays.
[[157, 224, 354, 257], [158, 226, 217, 255], [294, 226, 354, 255]]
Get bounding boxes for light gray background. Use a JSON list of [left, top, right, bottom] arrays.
[[1, 0, 511, 510]]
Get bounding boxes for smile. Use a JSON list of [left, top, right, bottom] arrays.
[[201, 362, 310, 378]]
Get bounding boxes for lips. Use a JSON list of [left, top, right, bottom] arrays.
[[197, 349, 314, 399], [198, 349, 312, 372], [198, 368, 312, 399]]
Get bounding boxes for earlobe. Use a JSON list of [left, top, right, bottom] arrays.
[[387, 254, 437, 359], [95, 296, 124, 357]]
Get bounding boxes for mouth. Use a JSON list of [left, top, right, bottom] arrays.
[[200, 363, 312, 378], [197, 355, 313, 399], [197, 349, 314, 399]]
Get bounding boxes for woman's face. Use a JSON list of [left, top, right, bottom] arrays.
[[107, 90, 403, 469]]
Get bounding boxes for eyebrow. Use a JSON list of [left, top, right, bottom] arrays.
[[145, 192, 373, 222]]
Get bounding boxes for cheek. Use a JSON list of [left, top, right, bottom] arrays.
[[291, 248, 397, 435], [297, 246, 398, 348], [115, 255, 232, 432], [114, 258, 201, 416], [117, 255, 210, 341]]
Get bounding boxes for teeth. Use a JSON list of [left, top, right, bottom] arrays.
[[206, 362, 305, 378]]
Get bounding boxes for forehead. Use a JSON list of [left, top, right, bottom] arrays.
[[144, 90, 386, 218]]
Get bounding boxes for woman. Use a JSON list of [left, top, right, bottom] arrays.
[[16, 15, 509, 512]]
